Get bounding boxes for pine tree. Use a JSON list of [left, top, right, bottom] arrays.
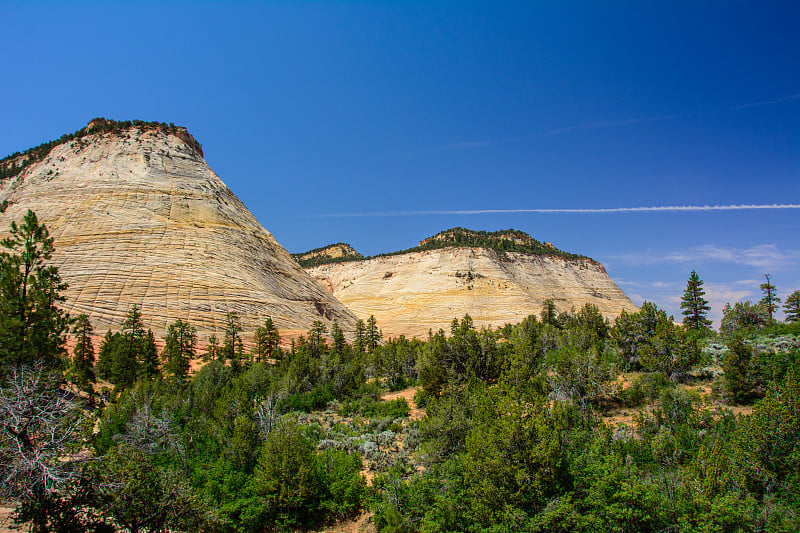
[[308, 320, 328, 356], [353, 319, 366, 354], [223, 312, 243, 370], [680, 270, 712, 331], [540, 299, 557, 326], [366, 315, 382, 351], [759, 274, 780, 322], [264, 317, 281, 360], [330, 322, 347, 354], [139, 330, 160, 380], [784, 290, 800, 323], [96, 329, 115, 380], [113, 305, 149, 384], [252, 317, 281, 362], [163, 319, 196, 381], [203, 333, 219, 362], [0, 209, 69, 370], [69, 314, 95, 395]]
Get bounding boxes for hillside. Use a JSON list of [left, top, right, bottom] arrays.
[[302, 231, 638, 338], [0, 119, 357, 340], [294, 227, 585, 268], [292, 243, 364, 268]]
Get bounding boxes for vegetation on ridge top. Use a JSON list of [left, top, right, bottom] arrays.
[[291, 243, 364, 268], [0, 118, 202, 182], [294, 226, 588, 267]]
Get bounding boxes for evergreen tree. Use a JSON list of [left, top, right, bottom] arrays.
[[96, 329, 117, 381], [680, 270, 712, 331], [0, 210, 69, 371], [252, 317, 281, 362], [759, 274, 780, 322], [366, 315, 382, 351], [163, 319, 196, 381], [252, 326, 268, 363], [103, 305, 150, 387], [720, 301, 766, 336], [203, 333, 219, 362], [353, 319, 366, 354], [139, 330, 160, 380], [264, 317, 281, 360], [308, 320, 328, 356], [69, 314, 95, 395], [784, 290, 800, 323], [223, 312, 243, 370], [540, 299, 557, 326], [330, 322, 347, 354]]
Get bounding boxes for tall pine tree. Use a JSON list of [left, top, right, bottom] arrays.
[[223, 311, 243, 370], [681, 270, 711, 331], [162, 319, 195, 381], [252, 317, 281, 362], [784, 290, 800, 323], [353, 319, 366, 354], [69, 313, 95, 395], [0, 210, 69, 370], [759, 274, 780, 322], [204, 333, 220, 362], [366, 315, 382, 351]]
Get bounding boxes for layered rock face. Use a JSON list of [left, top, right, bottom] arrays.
[[0, 121, 356, 339], [305, 247, 638, 338]]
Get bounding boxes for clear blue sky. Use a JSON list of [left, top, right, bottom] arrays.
[[2, 1, 798, 325]]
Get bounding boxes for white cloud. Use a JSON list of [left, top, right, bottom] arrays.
[[609, 244, 800, 271]]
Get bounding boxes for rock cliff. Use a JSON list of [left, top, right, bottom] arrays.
[[0, 120, 357, 340], [303, 232, 638, 338]]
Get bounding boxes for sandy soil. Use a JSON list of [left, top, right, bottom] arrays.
[[381, 386, 425, 421], [0, 505, 23, 533], [312, 511, 377, 533]]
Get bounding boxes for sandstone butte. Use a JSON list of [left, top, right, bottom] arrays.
[[300, 231, 640, 339], [0, 119, 357, 342]]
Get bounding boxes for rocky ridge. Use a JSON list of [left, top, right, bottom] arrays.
[[292, 243, 363, 268], [301, 233, 638, 338], [0, 120, 357, 340]]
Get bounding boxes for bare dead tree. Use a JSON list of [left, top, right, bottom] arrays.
[[0, 363, 85, 501], [114, 391, 184, 459], [254, 387, 286, 440]]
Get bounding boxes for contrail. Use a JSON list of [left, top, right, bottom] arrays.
[[733, 93, 800, 110], [308, 203, 800, 218], [440, 92, 800, 151]]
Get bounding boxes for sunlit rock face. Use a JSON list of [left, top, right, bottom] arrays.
[[0, 122, 357, 340], [305, 247, 639, 338]]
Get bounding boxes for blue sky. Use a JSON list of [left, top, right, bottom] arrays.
[[1, 1, 798, 326]]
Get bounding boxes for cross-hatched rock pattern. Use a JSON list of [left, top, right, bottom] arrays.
[[305, 247, 639, 338], [0, 124, 356, 339]]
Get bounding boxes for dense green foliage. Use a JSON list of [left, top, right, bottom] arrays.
[[2, 210, 799, 532], [0, 209, 69, 371]]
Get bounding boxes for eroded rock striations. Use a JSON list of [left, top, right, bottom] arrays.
[[302, 230, 638, 338], [0, 119, 356, 340]]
